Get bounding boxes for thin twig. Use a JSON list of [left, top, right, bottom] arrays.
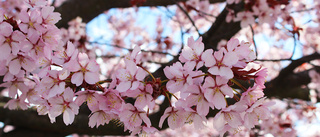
[[290, 8, 314, 13], [90, 41, 176, 56], [100, 54, 170, 65], [198, 13, 216, 23], [179, 17, 186, 54], [163, 7, 182, 24], [99, 54, 121, 58], [255, 58, 292, 62], [186, 4, 217, 18], [163, 7, 175, 18], [175, 1, 201, 36], [290, 34, 297, 59], [250, 25, 258, 58], [197, 9, 217, 18], [147, 61, 169, 65], [108, 57, 122, 79]]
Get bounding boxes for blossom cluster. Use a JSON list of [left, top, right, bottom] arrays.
[[157, 37, 272, 135], [0, 0, 272, 136], [227, 0, 289, 28], [0, 0, 100, 125]]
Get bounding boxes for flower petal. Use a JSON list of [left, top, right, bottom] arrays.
[[116, 81, 131, 92], [213, 92, 226, 109], [71, 72, 83, 86], [9, 59, 21, 75], [0, 43, 11, 60], [84, 71, 99, 84], [63, 108, 75, 125]]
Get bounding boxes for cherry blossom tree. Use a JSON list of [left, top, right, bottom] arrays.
[[0, 0, 320, 137]]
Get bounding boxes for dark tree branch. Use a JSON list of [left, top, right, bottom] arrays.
[[273, 52, 320, 83], [250, 25, 258, 57], [202, 3, 243, 50], [265, 52, 320, 100], [0, 96, 170, 136], [264, 69, 311, 100], [0, 101, 128, 136], [2, 128, 65, 137], [55, 0, 226, 28], [90, 41, 176, 56], [175, 2, 201, 36]]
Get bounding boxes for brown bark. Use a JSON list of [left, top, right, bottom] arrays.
[[264, 52, 320, 100], [0, 97, 172, 136], [55, 0, 226, 28]]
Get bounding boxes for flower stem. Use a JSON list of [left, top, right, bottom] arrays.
[[232, 88, 242, 96], [97, 79, 112, 84], [161, 79, 169, 83], [137, 64, 156, 81], [96, 83, 104, 91], [230, 79, 247, 91], [233, 94, 240, 101], [192, 73, 208, 79], [167, 91, 179, 100], [164, 91, 173, 107]]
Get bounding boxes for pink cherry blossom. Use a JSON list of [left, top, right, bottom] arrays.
[[224, 38, 254, 64], [254, 68, 268, 88], [20, 84, 42, 104], [203, 76, 234, 109], [308, 70, 320, 93], [119, 103, 151, 130], [0, 9, 4, 22], [183, 107, 207, 130], [41, 6, 61, 25], [185, 85, 211, 116], [40, 25, 61, 47], [124, 84, 155, 110], [212, 101, 247, 134], [75, 90, 100, 111], [124, 45, 142, 64], [53, 41, 79, 66], [8, 53, 36, 75], [48, 87, 79, 125], [257, 8, 273, 24], [0, 22, 26, 59], [98, 89, 123, 113], [234, 11, 255, 28], [88, 110, 117, 128], [179, 36, 213, 69], [164, 61, 202, 93], [226, 9, 235, 23], [244, 97, 274, 128], [203, 49, 238, 79], [240, 85, 264, 106], [18, 9, 44, 34], [69, 52, 100, 86], [0, 71, 29, 98], [130, 125, 158, 136], [159, 107, 185, 129], [35, 69, 69, 98], [0, 1, 279, 135], [24, 0, 47, 8], [115, 60, 146, 92], [4, 98, 29, 110]]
